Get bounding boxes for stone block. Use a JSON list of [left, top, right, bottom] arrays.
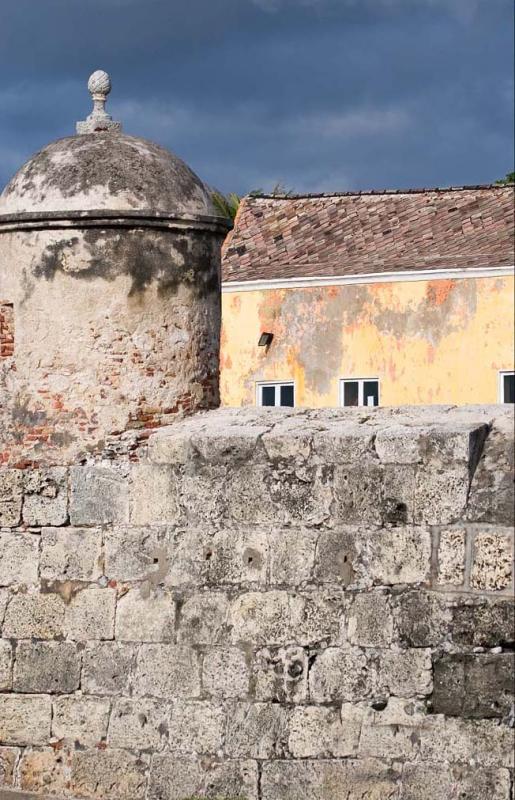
[[347, 590, 393, 647], [432, 653, 514, 718], [332, 463, 384, 525], [129, 464, 179, 524], [199, 527, 269, 586], [225, 702, 289, 758], [104, 525, 170, 582], [52, 695, 110, 745], [0, 694, 51, 745], [13, 641, 80, 693], [311, 423, 375, 463], [108, 698, 170, 750], [0, 588, 8, 624], [253, 645, 309, 704], [359, 698, 419, 761], [0, 531, 39, 586], [223, 466, 276, 525], [309, 647, 373, 703], [365, 526, 431, 586], [358, 698, 424, 761], [230, 590, 300, 646], [297, 589, 346, 645], [40, 526, 102, 581], [82, 642, 135, 696], [419, 715, 514, 769], [269, 528, 317, 585], [314, 528, 360, 586], [230, 589, 343, 648], [115, 588, 175, 642], [178, 466, 228, 525], [382, 464, 416, 525], [70, 466, 129, 526], [414, 465, 469, 525], [436, 527, 466, 585], [167, 701, 225, 755], [133, 644, 200, 699], [394, 590, 451, 647], [2, 591, 65, 639], [466, 418, 515, 525], [202, 647, 249, 699], [400, 762, 511, 800], [261, 758, 400, 800], [377, 648, 433, 698], [289, 704, 362, 758], [71, 749, 149, 800], [23, 467, 68, 526], [177, 592, 229, 645], [470, 529, 513, 591], [18, 747, 69, 796], [191, 422, 269, 467], [0, 746, 19, 787], [0, 639, 12, 690], [269, 465, 334, 527], [0, 470, 23, 527], [148, 757, 259, 800], [64, 587, 116, 640], [374, 425, 423, 464], [450, 597, 515, 648]]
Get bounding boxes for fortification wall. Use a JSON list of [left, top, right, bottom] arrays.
[[0, 405, 513, 800]]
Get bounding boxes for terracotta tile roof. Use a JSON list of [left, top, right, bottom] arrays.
[[222, 184, 515, 282]]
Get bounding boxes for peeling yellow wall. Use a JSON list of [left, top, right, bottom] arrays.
[[220, 276, 515, 407]]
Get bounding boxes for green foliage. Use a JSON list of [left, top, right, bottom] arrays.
[[495, 171, 515, 185], [250, 182, 294, 197], [211, 190, 241, 222]]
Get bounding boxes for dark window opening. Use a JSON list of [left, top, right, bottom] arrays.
[[258, 382, 295, 407], [502, 372, 515, 404], [341, 378, 380, 407]]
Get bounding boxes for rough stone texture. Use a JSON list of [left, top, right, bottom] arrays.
[[70, 468, 129, 527], [64, 588, 116, 641], [52, 696, 110, 746], [0, 532, 39, 586], [13, 642, 81, 694], [432, 653, 514, 718], [0, 471, 23, 527], [0, 406, 512, 799], [40, 527, 102, 582], [23, 468, 68, 526], [81, 642, 134, 696], [470, 528, 513, 591], [437, 526, 466, 585], [115, 588, 175, 642], [0, 640, 12, 691], [0, 696, 51, 746]]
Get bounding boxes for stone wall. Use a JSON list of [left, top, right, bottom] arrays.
[[0, 405, 513, 800]]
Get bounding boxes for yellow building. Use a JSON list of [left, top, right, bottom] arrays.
[[221, 185, 514, 408]]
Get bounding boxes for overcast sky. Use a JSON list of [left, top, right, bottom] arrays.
[[0, 0, 513, 195]]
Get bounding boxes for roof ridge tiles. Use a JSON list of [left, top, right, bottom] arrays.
[[247, 183, 514, 200]]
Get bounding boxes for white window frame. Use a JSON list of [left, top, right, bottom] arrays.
[[256, 381, 295, 407], [498, 370, 515, 403], [339, 377, 381, 408]]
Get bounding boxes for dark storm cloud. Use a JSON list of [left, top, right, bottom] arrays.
[[0, 0, 513, 194]]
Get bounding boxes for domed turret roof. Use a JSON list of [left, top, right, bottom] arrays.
[[0, 71, 217, 218]]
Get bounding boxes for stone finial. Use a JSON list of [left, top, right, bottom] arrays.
[[76, 70, 122, 135]]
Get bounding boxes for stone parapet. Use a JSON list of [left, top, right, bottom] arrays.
[[0, 405, 513, 798]]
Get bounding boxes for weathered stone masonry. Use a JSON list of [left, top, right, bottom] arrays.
[[0, 404, 513, 800]]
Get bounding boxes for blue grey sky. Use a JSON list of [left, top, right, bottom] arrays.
[[0, 0, 513, 195]]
